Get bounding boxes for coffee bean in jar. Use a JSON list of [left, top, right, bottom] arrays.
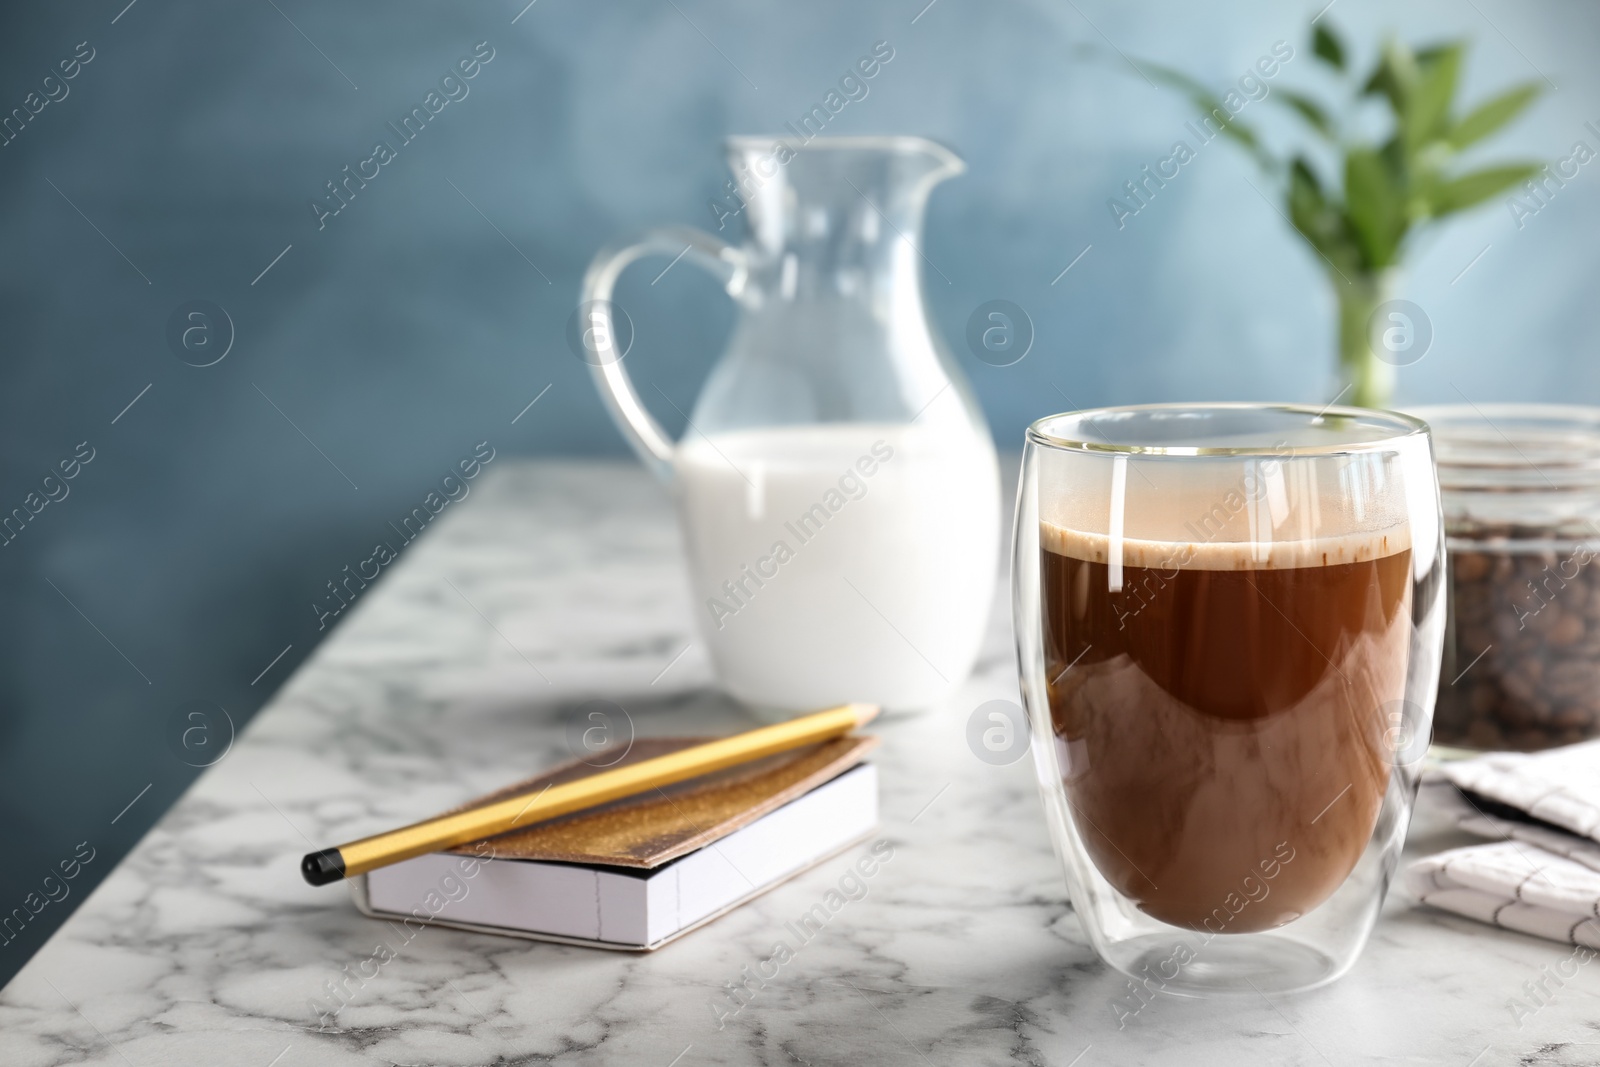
[[1410, 405, 1600, 751]]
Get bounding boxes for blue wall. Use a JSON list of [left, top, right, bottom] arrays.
[[1, 0, 1594, 984]]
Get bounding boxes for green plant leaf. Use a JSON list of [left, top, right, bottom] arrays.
[[1288, 158, 1329, 229], [1430, 164, 1543, 215], [1363, 39, 1419, 117], [1313, 24, 1346, 69], [1138, 60, 1218, 103], [1345, 149, 1405, 268], [1212, 112, 1265, 156], [1414, 43, 1456, 67], [1288, 157, 1360, 278], [1139, 59, 1271, 166], [1404, 43, 1462, 154], [1275, 90, 1336, 138], [1405, 159, 1446, 226], [1377, 135, 1406, 175], [1449, 83, 1541, 149]]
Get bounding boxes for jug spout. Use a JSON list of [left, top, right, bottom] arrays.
[[719, 136, 964, 256], [883, 135, 966, 187]]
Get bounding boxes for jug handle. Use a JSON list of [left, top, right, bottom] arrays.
[[579, 227, 749, 484]]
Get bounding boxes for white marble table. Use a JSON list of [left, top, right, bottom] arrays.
[[3, 460, 1596, 1067]]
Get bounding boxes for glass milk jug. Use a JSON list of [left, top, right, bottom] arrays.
[[580, 136, 999, 718]]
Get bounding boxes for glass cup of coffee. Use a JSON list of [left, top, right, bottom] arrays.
[[1013, 403, 1446, 996]]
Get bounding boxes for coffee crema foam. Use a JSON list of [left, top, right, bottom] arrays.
[[1040, 520, 1411, 572]]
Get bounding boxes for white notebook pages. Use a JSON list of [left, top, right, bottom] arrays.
[[358, 763, 878, 950]]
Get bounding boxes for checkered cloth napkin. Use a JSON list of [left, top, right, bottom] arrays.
[[1406, 740, 1600, 947]]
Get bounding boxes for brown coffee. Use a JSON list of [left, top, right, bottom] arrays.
[[1041, 523, 1411, 932]]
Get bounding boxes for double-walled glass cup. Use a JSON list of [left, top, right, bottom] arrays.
[[1013, 404, 1446, 997]]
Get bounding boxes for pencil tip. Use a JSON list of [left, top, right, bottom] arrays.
[[851, 703, 881, 727]]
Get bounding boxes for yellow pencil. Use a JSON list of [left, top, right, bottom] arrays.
[[301, 702, 880, 885]]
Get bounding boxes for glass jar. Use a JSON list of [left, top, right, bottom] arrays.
[[1411, 405, 1600, 751]]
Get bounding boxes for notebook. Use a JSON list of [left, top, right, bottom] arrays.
[[351, 734, 879, 951]]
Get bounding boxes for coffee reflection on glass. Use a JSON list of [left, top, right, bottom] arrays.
[[1041, 523, 1411, 932]]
